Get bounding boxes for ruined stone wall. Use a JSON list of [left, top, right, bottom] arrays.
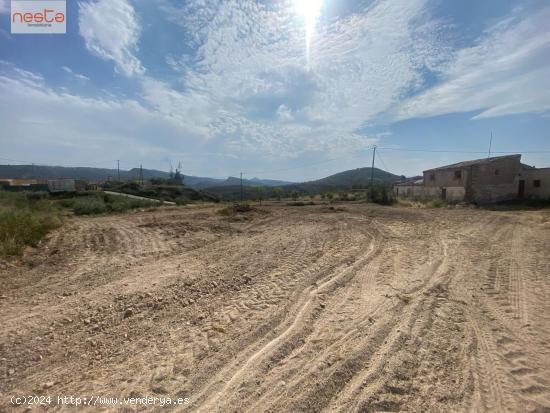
[[522, 168, 550, 198]]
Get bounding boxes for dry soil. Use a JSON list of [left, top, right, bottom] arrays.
[[1, 204, 550, 412]]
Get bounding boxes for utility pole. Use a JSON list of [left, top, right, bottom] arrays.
[[168, 161, 174, 179], [488, 132, 493, 158], [117, 160, 120, 182], [139, 164, 143, 185], [240, 172, 243, 203], [370, 145, 377, 200]]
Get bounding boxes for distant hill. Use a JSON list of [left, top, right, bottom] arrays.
[[203, 167, 403, 201], [0, 165, 293, 189], [248, 177, 294, 186], [0, 164, 171, 181], [181, 176, 225, 188], [0, 164, 403, 201], [194, 176, 293, 189], [292, 167, 401, 192]]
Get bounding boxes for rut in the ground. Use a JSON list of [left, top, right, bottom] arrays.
[[1, 206, 549, 413]]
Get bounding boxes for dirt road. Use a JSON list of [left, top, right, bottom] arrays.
[[1, 204, 550, 412], [103, 191, 176, 205]]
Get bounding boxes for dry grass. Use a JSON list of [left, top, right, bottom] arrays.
[[0, 191, 62, 257]]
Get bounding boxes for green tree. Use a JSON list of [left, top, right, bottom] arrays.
[[273, 187, 283, 201], [150, 177, 167, 185], [255, 187, 264, 205]]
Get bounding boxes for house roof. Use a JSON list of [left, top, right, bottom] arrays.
[[423, 154, 521, 173]]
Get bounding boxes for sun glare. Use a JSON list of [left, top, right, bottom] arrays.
[[294, 0, 323, 69], [295, 0, 323, 20]]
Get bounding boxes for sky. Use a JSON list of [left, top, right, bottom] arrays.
[[0, 0, 549, 181]]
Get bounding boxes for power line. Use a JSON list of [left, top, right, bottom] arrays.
[[376, 147, 550, 154], [240, 146, 550, 177], [376, 149, 390, 172], [2, 144, 550, 181], [0, 157, 30, 164], [0, 156, 120, 168], [242, 157, 343, 176], [241, 149, 374, 177]]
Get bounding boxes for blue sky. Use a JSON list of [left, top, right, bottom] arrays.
[[0, 0, 549, 181]]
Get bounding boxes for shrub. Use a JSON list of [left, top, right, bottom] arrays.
[[397, 199, 415, 208], [26, 191, 50, 201], [218, 205, 236, 216], [72, 194, 157, 215], [273, 187, 283, 201], [0, 192, 62, 257], [175, 197, 189, 206], [368, 185, 394, 205], [286, 201, 315, 207], [218, 203, 252, 216], [72, 197, 108, 215], [427, 198, 447, 208]]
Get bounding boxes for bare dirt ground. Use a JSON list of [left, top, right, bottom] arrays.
[[1, 203, 550, 412]]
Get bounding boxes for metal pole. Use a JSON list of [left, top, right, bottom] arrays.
[[240, 172, 243, 203], [370, 146, 376, 200], [488, 132, 493, 158]]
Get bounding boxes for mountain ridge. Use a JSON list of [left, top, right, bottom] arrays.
[[0, 165, 292, 188], [201, 167, 403, 200], [0, 165, 404, 199]]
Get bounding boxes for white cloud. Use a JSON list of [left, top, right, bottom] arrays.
[[394, 6, 550, 121], [1, 60, 45, 86], [277, 104, 293, 122], [155, 0, 442, 157], [0, 65, 208, 171], [61, 66, 91, 81], [6, 0, 549, 178], [78, 0, 144, 76], [140, 77, 214, 139]]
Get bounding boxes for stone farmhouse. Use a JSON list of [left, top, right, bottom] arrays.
[[394, 154, 550, 204]]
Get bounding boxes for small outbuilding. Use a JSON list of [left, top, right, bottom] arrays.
[[47, 179, 76, 193]]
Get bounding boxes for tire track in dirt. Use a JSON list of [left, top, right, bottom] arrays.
[[2, 205, 550, 413], [327, 235, 451, 412], [241, 221, 384, 412], [118, 214, 366, 405], [228, 218, 452, 412], [452, 211, 550, 412], [192, 222, 378, 412]]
